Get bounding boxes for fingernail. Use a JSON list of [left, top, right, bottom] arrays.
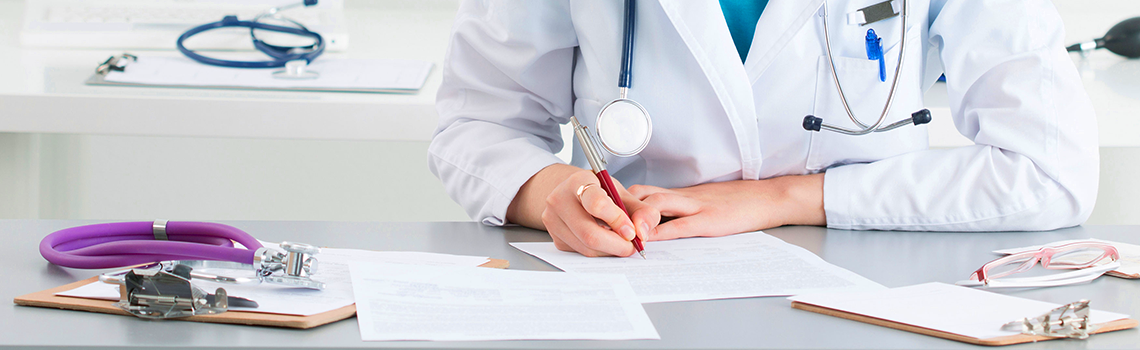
[[621, 225, 636, 240], [639, 222, 649, 237]]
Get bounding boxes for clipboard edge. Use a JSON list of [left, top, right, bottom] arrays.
[[83, 55, 434, 95], [14, 258, 508, 329], [791, 301, 1138, 346], [85, 73, 422, 95]]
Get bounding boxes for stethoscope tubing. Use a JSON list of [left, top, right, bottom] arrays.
[[818, 0, 909, 135], [40, 221, 263, 269], [618, 0, 636, 89], [177, 16, 325, 68]]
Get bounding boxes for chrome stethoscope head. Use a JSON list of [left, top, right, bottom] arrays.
[[802, 0, 932, 136], [596, 87, 653, 157]]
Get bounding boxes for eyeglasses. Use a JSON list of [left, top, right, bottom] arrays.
[[957, 241, 1121, 288]]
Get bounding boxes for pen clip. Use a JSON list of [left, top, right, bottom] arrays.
[[865, 29, 885, 82], [586, 128, 608, 168]]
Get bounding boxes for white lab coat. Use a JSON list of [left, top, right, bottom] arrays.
[[429, 0, 1099, 231]]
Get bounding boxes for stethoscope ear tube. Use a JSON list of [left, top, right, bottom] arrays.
[[805, 0, 931, 136], [804, 108, 931, 133]]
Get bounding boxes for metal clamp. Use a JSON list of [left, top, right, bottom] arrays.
[[1002, 300, 1100, 339], [152, 220, 168, 241], [96, 53, 137, 75], [254, 241, 325, 290], [102, 263, 259, 319], [112, 265, 229, 319]]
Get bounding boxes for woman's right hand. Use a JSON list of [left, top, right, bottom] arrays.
[[507, 164, 659, 257]]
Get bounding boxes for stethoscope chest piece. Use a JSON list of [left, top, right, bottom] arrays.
[[594, 0, 653, 158], [596, 98, 652, 157], [272, 59, 320, 79]]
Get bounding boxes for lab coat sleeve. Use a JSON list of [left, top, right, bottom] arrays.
[[822, 0, 1099, 231], [428, 0, 576, 225]]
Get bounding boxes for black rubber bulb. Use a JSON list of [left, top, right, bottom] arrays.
[[1067, 17, 1140, 58], [1103, 17, 1140, 58]]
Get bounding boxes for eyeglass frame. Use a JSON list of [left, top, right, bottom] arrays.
[[967, 241, 1120, 287]]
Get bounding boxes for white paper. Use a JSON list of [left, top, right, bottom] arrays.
[[994, 239, 1140, 277], [57, 247, 489, 316], [511, 231, 884, 303], [104, 56, 432, 91], [350, 262, 659, 341], [789, 282, 1130, 340]]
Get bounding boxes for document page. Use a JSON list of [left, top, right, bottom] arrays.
[[511, 231, 884, 303], [58, 246, 489, 316], [789, 282, 1130, 340], [350, 262, 659, 341]]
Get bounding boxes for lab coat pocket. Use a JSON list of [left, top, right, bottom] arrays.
[[806, 28, 927, 171]]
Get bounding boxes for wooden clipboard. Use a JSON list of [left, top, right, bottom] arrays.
[[14, 258, 509, 329], [791, 301, 1139, 346], [1107, 270, 1140, 279]]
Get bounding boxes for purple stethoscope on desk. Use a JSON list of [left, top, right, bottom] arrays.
[[40, 220, 325, 290]]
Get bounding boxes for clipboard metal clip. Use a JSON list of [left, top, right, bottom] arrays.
[[1002, 300, 1100, 339], [111, 264, 236, 319], [96, 53, 137, 75]]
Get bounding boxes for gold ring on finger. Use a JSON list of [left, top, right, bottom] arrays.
[[576, 183, 597, 203]]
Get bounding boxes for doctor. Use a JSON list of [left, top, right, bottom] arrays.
[[429, 0, 1098, 257]]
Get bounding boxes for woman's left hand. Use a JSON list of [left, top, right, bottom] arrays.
[[627, 174, 827, 241]]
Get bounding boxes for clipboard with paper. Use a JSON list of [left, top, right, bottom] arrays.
[[789, 282, 1138, 346], [15, 246, 508, 329], [86, 53, 433, 94]]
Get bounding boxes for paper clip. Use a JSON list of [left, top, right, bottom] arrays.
[[1001, 300, 1100, 339]]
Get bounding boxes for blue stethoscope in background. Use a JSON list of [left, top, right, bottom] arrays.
[[176, 0, 325, 79]]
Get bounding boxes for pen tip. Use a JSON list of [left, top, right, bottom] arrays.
[[639, 251, 646, 259]]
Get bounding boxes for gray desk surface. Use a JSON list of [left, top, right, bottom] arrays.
[[3, 220, 1139, 349]]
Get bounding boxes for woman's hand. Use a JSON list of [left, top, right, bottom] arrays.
[[628, 174, 826, 241], [507, 164, 660, 257]]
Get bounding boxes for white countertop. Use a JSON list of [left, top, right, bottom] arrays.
[[0, 0, 456, 141]]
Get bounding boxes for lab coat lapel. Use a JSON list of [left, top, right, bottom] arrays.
[[657, 0, 762, 180], [743, 0, 825, 84]]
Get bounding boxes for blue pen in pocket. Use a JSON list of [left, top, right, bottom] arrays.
[[866, 29, 885, 82]]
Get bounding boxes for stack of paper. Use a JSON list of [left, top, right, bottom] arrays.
[[350, 263, 659, 341]]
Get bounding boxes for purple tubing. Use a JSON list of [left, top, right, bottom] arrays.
[[40, 221, 265, 269]]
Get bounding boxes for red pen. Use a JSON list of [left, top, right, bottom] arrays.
[[570, 116, 646, 259]]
